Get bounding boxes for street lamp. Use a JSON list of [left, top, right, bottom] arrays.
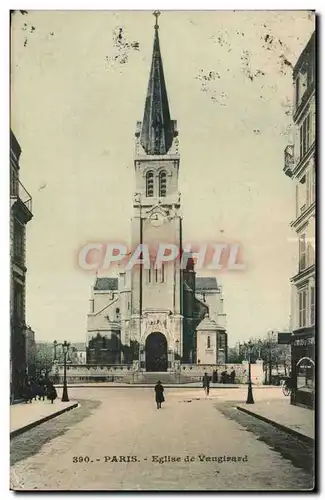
[[267, 330, 276, 385], [246, 340, 254, 404], [61, 341, 70, 402], [53, 340, 58, 362], [54, 340, 70, 402], [175, 339, 180, 383]]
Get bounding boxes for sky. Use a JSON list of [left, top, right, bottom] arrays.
[[10, 10, 315, 345]]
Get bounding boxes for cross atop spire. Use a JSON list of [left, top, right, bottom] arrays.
[[140, 12, 175, 156], [153, 10, 161, 29]]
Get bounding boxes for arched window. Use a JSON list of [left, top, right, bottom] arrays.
[[146, 171, 154, 197], [207, 336, 211, 349], [159, 171, 167, 197]]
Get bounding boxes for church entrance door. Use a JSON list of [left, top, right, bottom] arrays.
[[145, 332, 168, 372]]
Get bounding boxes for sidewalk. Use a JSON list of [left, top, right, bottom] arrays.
[[237, 399, 314, 443], [10, 399, 78, 438]]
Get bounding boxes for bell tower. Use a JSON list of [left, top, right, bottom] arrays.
[[129, 12, 183, 371]]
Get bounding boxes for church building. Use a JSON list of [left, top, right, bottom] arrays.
[[87, 14, 228, 371]]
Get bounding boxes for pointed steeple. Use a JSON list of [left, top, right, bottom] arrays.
[[140, 12, 174, 156]]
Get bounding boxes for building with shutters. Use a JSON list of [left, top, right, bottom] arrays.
[[10, 130, 33, 399], [283, 31, 315, 408]]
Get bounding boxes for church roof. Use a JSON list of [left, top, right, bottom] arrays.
[[94, 277, 118, 291], [196, 277, 218, 291], [196, 314, 225, 332], [140, 13, 175, 155]]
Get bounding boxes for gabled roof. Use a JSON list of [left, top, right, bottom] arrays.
[[197, 314, 225, 332], [196, 277, 218, 291], [197, 314, 218, 331], [94, 277, 118, 291]]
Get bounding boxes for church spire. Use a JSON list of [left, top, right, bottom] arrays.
[[140, 11, 174, 156]]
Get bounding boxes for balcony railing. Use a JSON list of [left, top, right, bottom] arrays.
[[10, 177, 32, 213], [283, 144, 294, 178]]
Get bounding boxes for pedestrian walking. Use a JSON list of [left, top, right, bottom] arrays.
[[46, 380, 57, 404], [202, 372, 210, 397], [230, 369, 236, 384], [154, 380, 165, 409], [38, 375, 46, 401], [30, 378, 39, 401]]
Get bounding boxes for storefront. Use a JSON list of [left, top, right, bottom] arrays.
[[291, 328, 315, 409]]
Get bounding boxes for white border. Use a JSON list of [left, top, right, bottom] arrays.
[[2, 3, 322, 499]]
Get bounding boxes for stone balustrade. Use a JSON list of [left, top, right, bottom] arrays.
[[50, 361, 264, 385]]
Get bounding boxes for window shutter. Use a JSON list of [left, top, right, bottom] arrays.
[[306, 170, 310, 206], [306, 114, 311, 151]]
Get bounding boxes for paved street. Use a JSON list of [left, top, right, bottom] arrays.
[[10, 387, 314, 491]]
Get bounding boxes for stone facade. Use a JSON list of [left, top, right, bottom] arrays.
[[51, 361, 264, 385], [86, 19, 228, 372], [10, 130, 33, 399], [283, 31, 315, 409], [25, 326, 36, 378], [196, 314, 227, 365]]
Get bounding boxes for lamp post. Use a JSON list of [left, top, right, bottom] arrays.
[[53, 340, 58, 362], [246, 340, 254, 404], [54, 340, 70, 402], [61, 341, 70, 402], [175, 339, 180, 383], [267, 330, 275, 385]]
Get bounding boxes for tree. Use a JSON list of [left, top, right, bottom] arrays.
[[233, 333, 291, 384], [35, 343, 53, 376]]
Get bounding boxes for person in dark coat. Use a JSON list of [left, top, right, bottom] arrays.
[[154, 381, 164, 409], [46, 380, 57, 404], [23, 380, 33, 403], [38, 376, 46, 401], [230, 369, 236, 384], [29, 378, 38, 401], [202, 372, 210, 396], [221, 370, 227, 384]]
